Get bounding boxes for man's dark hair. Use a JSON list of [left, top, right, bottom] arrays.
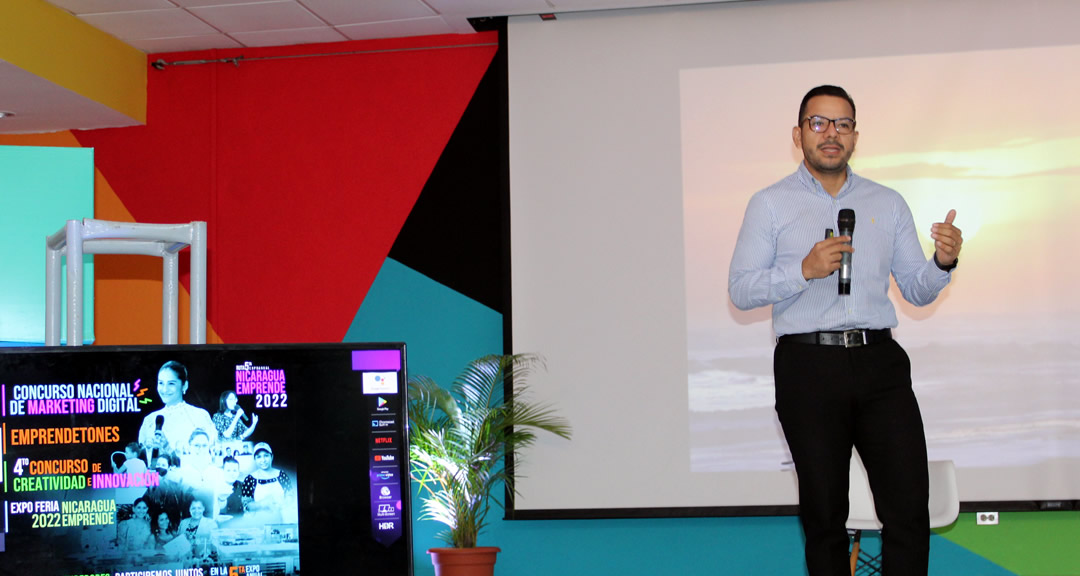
[[798, 85, 856, 124]]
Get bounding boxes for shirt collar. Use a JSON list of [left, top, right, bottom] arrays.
[[796, 161, 857, 199]]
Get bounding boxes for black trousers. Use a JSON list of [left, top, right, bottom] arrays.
[[774, 338, 930, 576]]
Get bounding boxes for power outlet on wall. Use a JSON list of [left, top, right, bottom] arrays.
[[976, 511, 999, 525]]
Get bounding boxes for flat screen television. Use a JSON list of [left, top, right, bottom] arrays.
[[0, 343, 411, 576]]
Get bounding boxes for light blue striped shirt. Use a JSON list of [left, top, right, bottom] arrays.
[[728, 162, 952, 337]]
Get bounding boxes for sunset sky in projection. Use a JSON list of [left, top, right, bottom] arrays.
[[681, 44, 1080, 342]]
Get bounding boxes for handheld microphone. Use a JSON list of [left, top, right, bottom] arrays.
[[150, 414, 167, 461], [838, 209, 855, 295]]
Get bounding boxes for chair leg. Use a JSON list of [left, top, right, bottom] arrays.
[[849, 530, 861, 576], [861, 551, 883, 575]]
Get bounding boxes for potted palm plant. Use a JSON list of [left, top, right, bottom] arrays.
[[408, 353, 571, 576]]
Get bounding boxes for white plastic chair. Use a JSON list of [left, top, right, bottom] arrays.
[[45, 218, 207, 346], [847, 449, 960, 575]]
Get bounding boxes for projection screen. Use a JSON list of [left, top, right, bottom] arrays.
[[508, 0, 1080, 516]]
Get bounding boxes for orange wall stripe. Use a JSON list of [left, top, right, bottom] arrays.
[[95, 167, 224, 345], [1, 131, 223, 345]]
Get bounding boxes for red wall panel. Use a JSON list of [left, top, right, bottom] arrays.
[[75, 33, 497, 343]]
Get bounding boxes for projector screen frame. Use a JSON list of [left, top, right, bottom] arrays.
[[501, 0, 1080, 520]]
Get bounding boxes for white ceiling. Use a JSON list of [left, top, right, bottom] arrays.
[[0, 0, 731, 134], [45, 0, 729, 53]]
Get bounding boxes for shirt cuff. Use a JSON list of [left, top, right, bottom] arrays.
[[781, 260, 811, 298], [933, 252, 958, 272]]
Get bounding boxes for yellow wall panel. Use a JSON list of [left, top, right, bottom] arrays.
[[1, 0, 146, 124]]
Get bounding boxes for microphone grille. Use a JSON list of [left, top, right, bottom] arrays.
[[838, 208, 856, 226]]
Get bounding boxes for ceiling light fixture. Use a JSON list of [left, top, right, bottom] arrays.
[[0, 111, 15, 119]]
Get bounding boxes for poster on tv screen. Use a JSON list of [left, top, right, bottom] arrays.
[[0, 344, 410, 576]]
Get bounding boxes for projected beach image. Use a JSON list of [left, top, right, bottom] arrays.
[[681, 45, 1080, 480]]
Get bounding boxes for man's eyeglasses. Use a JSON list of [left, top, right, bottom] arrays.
[[803, 115, 856, 135]]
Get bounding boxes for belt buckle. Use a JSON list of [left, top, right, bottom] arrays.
[[842, 329, 866, 348]]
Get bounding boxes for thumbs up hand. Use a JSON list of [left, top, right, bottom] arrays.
[[930, 209, 962, 269]]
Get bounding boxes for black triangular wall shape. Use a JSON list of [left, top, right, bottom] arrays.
[[388, 28, 507, 314]]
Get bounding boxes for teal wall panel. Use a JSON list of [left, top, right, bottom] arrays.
[[0, 145, 94, 345], [929, 533, 1018, 575], [493, 515, 807, 575], [345, 257, 503, 384], [344, 257, 503, 574]]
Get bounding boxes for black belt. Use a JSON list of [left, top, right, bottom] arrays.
[[778, 329, 892, 348]]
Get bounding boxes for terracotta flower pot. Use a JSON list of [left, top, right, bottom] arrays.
[[428, 546, 501, 576]]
